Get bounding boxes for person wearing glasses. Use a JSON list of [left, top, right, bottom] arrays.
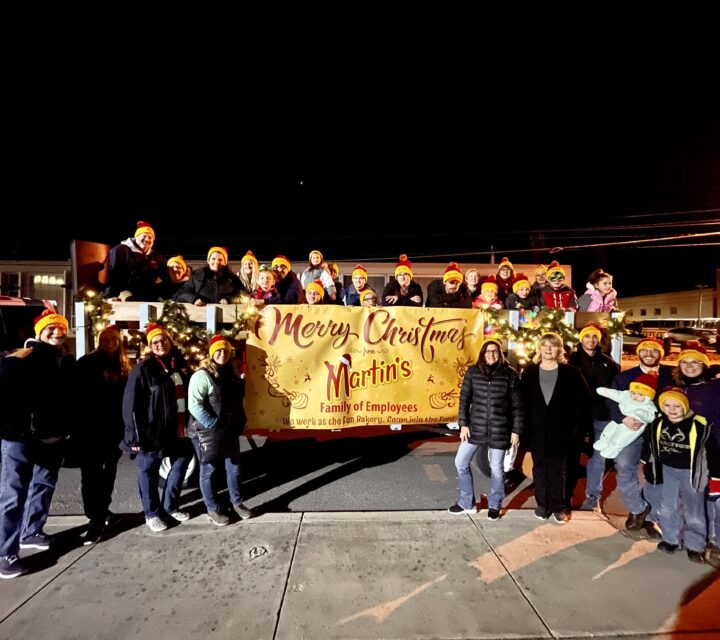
[[271, 255, 304, 304], [538, 261, 578, 310]]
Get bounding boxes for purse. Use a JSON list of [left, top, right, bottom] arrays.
[[195, 422, 231, 464]]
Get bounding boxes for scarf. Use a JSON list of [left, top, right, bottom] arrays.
[[155, 356, 186, 437]]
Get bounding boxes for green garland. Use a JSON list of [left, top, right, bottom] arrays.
[[484, 308, 626, 367], [80, 290, 115, 338]]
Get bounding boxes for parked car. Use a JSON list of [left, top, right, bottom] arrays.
[[664, 326, 717, 349], [621, 327, 646, 353], [0, 296, 55, 356]]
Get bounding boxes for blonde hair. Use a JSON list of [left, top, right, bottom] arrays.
[[532, 332, 567, 364]]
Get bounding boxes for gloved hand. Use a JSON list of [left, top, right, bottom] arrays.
[[708, 478, 720, 502]]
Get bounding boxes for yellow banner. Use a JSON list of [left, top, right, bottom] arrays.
[[245, 305, 487, 429]]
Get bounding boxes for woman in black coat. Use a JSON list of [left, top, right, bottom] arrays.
[[521, 332, 590, 524], [449, 337, 523, 520]]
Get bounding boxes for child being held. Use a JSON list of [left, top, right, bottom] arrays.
[[593, 373, 658, 458]]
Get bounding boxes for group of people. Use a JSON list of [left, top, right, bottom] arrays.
[[0, 311, 255, 579], [2, 221, 717, 579], [101, 221, 621, 315], [449, 329, 720, 568]]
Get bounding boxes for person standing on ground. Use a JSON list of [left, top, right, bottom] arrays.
[[188, 336, 255, 526], [0, 310, 74, 579], [670, 342, 720, 567], [76, 325, 132, 545], [568, 323, 619, 514], [609, 336, 674, 537], [642, 386, 718, 564], [521, 332, 590, 524], [122, 324, 194, 533], [449, 338, 523, 520]]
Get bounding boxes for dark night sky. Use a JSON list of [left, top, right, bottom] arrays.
[[7, 72, 720, 297]]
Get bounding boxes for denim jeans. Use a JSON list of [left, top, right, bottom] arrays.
[[659, 466, 707, 553], [585, 419, 609, 502], [455, 441, 505, 510], [0, 439, 62, 557], [135, 444, 193, 518], [190, 437, 242, 513], [613, 436, 648, 515]]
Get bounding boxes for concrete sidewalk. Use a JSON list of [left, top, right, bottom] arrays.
[[0, 510, 718, 640]]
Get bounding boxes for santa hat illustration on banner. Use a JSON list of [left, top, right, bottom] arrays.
[[339, 353, 352, 371]]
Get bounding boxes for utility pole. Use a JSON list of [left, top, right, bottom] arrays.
[[695, 284, 709, 324]]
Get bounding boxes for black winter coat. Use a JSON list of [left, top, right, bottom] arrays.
[[75, 350, 127, 454], [121, 348, 191, 453], [458, 361, 523, 448], [0, 340, 75, 441], [173, 266, 242, 304], [425, 279, 472, 308], [381, 280, 424, 307], [520, 363, 591, 457], [568, 349, 619, 421]]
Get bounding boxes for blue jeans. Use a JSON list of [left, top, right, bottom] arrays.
[[190, 437, 243, 513], [0, 439, 63, 557], [613, 436, 650, 516], [659, 466, 707, 553], [585, 419, 609, 502], [135, 444, 193, 518], [455, 441, 505, 510]]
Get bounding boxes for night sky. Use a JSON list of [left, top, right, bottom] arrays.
[[7, 79, 720, 297]]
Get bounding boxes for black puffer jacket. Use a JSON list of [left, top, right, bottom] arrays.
[[173, 266, 242, 304], [458, 361, 523, 448]]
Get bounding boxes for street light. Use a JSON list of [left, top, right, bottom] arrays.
[[695, 284, 710, 324]]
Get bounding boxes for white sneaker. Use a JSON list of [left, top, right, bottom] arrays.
[[146, 516, 168, 532], [167, 510, 190, 522], [446, 422, 460, 430], [390, 424, 403, 431]]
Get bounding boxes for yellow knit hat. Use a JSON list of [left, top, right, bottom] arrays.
[[629, 373, 658, 400], [352, 264, 368, 279], [305, 280, 325, 299], [512, 273, 531, 293], [242, 250, 258, 267], [578, 323, 603, 341], [481, 275, 498, 293], [207, 246, 228, 262], [167, 256, 187, 271], [145, 323, 168, 344], [443, 262, 463, 283], [208, 335, 233, 358], [272, 255, 292, 271], [636, 336, 665, 358], [678, 341, 710, 367], [34, 310, 69, 337], [134, 220, 155, 238], [394, 254, 413, 279], [658, 386, 690, 414]]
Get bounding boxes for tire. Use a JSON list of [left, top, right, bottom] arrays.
[[159, 454, 198, 488]]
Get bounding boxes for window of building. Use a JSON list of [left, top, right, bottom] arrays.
[[640, 309, 647, 317], [654, 308, 661, 316], [670, 306, 677, 314], [0, 272, 21, 297]]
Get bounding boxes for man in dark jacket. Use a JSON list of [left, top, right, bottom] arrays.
[[568, 323, 620, 513], [610, 337, 674, 536], [449, 338, 523, 520], [104, 220, 167, 301], [0, 310, 74, 579], [271, 255, 304, 304], [122, 324, 194, 533], [425, 263, 472, 309]]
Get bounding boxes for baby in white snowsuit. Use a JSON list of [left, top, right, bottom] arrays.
[[594, 373, 658, 459]]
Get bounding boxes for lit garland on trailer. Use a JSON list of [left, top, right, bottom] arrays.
[[484, 307, 626, 369]]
